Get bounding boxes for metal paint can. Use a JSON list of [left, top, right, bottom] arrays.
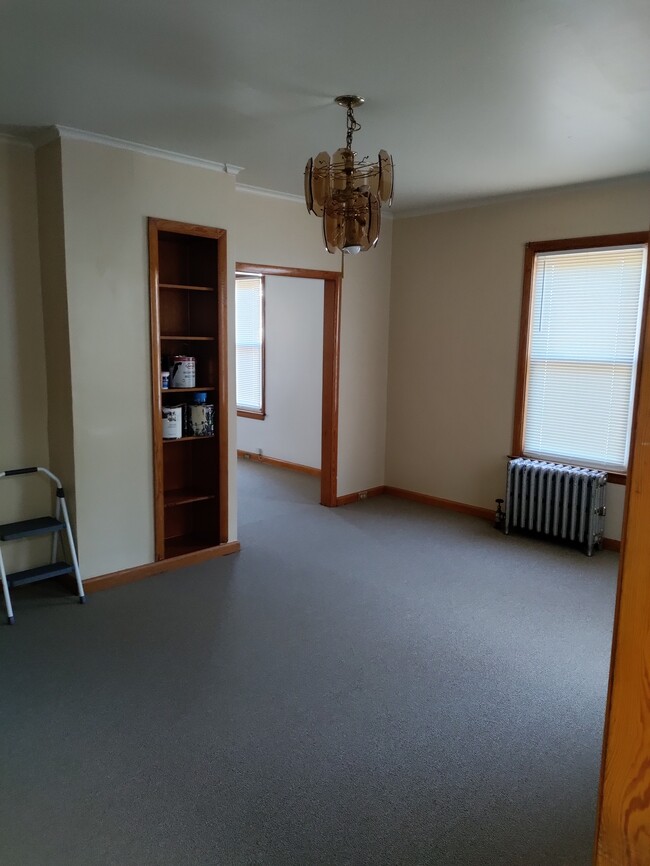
[[162, 405, 183, 439], [189, 403, 215, 437], [170, 355, 196, 388]]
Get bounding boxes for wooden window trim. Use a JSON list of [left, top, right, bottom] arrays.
[[235, 273, 266, 419], [512, 231, 649, 482]]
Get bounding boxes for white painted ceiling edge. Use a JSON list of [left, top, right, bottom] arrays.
[[5, 125, 648, 223], [1, 0, 649, 214]]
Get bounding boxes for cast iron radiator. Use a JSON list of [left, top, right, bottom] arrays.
[[504, 457, 607, 555]]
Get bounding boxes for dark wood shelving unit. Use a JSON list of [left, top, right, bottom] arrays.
[[162, 435, 215, 444], [163, 387, 215, 394], [159, 283, 214, 292], [148, 218, 229, 562], [164, 489, 216, 507], [161, 336, 216, 342]]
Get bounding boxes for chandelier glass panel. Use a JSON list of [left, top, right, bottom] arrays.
[[304, 96, 393, 255]]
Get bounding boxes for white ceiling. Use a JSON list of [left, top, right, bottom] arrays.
[[1, 0, 649, 214]]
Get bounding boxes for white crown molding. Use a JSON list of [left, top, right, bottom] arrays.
[[29, 125, 244, 175], [236, 183, 304, 204], [0, 131, 33, 148], [395, 171, 650, 220]]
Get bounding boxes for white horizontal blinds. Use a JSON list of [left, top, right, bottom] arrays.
[[235, 275, 263, 412], [524, 244, 647, 472]]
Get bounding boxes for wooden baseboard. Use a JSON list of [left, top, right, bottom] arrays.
[[602, 537, 621, 552], [337, 486, 386, 506], [237, 450, 321, 477], [385, 485, 622, 552], [83, 541, 241, 593], [384, 485, 495, 521]]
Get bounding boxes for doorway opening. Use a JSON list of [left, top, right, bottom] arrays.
[[235, 263, 342, 507]]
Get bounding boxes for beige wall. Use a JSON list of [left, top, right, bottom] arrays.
[[387, 176, 650, 540], [13, 125, 633, 579], [0, 137, 51, 570], [31, 138, 392, 579], [35, 139, 77, 528], [337, 234, 392, 496], [233, 189, 393, 499], [58, 138, 239, 577]]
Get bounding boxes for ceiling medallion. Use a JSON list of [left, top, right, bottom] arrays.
[[304, 96, 394, 255]]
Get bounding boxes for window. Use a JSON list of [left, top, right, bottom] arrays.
[[235, 273, 265, 418], [514, 234, 648, 478]]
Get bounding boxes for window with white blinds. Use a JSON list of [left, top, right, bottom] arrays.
[[522, 242, 647, 473], [235, 274, 264, 415]]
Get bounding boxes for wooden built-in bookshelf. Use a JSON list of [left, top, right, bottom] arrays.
[[148, 218, 229, 561]]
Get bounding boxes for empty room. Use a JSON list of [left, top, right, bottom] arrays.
[[1, 2, 649, 864]]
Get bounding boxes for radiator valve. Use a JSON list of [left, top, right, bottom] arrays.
[[494, 498, 505, 531]]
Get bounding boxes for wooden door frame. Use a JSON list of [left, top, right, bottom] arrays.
[[236, 263, 342, 507], [594, 234, 650, 864]]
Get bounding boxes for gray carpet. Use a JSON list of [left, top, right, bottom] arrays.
[[0, 460, 618, 865]]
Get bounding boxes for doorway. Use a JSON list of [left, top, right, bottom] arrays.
[[236, 263, 342, 506]]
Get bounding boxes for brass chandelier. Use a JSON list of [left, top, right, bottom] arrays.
[[304, 96, 393, 255]]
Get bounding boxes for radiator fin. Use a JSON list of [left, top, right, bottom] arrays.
[[504, 458, 606, 555]]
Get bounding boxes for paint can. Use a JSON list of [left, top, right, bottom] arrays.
[[170, 355, 196, 388], [162, 405, 183, 439], [189, 403, 215, 437]]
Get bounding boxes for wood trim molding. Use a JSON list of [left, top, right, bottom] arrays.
[[512, 231, 649, 469], [236, 263, 342, 281], [237, 409, 266, 420], [336, 486, 385, 506], [595, 230, 650, 865], [526, 232, 648, 254], [601, 538, 621, 553], [321, 275, 342, 507], [512, 243, 536, 456], [384, 486, 495, 521], [82, 541, 241, 593], [217, 230, 230, 543], [148, 218, 227, 239], [360, 484, 622, 551], [237, 450, 320, 477], [236, 262, 342, 508], [147, 220, 165, 560]]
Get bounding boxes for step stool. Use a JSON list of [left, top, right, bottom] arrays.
[[0, 467, 86, 624]]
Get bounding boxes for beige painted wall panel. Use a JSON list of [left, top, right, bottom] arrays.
[[337, 229, 393, 497], [59, 138, 238, 577], [0, 138, 51, 571], [233, 190, 392, 499], [35, 140, 77, 529], [387, 176, 650, 540]]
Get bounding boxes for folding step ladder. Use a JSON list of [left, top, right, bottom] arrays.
[[0, 467, 85, 624]]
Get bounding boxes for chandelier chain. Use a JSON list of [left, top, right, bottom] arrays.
[[346, 105, 361, 151]]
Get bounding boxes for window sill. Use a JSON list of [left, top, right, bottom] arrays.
[[237, 409, 266, 421]]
